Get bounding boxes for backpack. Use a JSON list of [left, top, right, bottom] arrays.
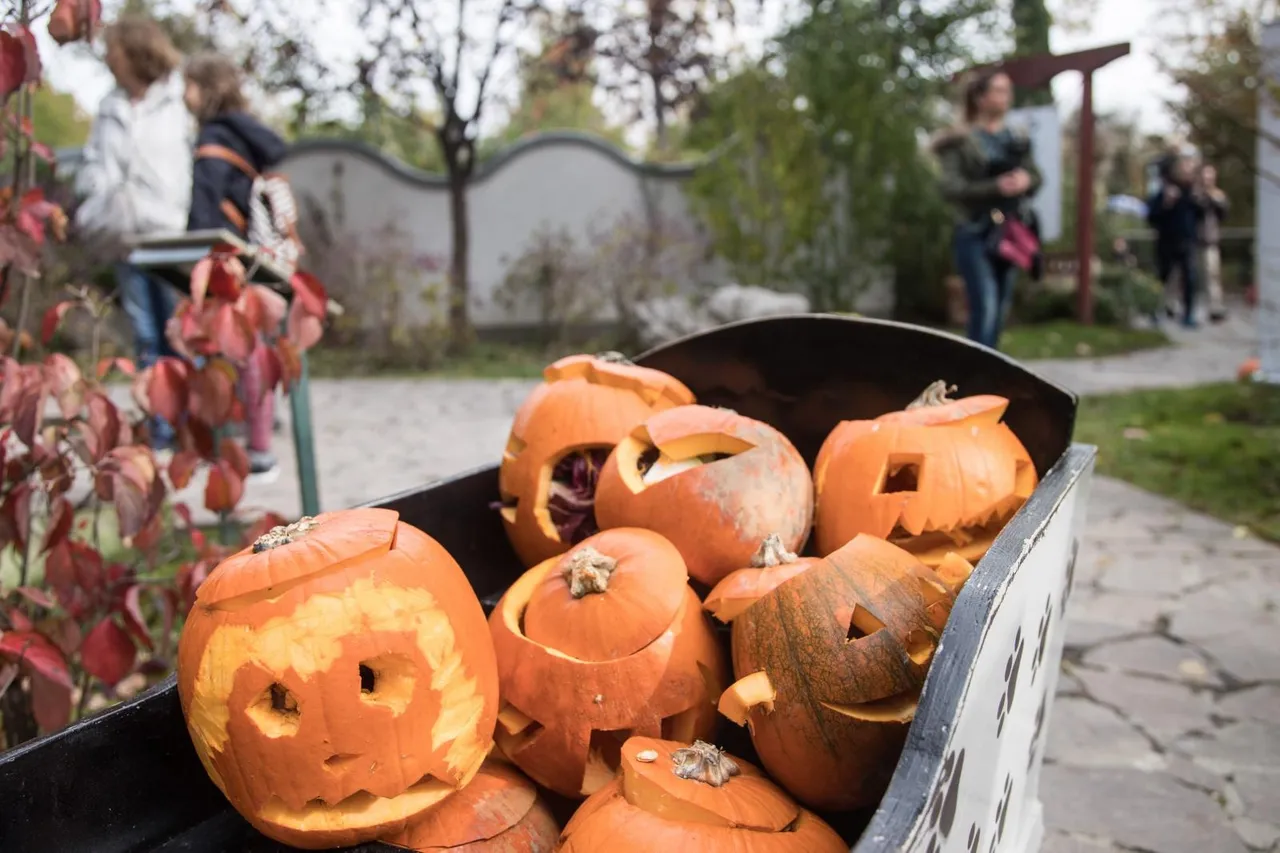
[[195, 144, 303, 278]]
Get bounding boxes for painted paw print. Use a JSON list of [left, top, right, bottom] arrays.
[[966, 822, 982, 853], [987, 774, 1014, 851], [923, 747, 966, 853], [1027, 693, 1048, 772], [1029, 596, 1052, 685], [1060, 538, 1079, 618], [995, 628, 1025, 737]]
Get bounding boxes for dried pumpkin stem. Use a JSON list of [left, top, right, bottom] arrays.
[[564, 546, 618, 597], [750, 533, 797, 568], [252, 516, 320, 553], [906, 380, 958, 410], [671, 741, 740, 787], [594, 351, 634, 365]]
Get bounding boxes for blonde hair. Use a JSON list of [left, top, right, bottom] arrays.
[[103, 17, 181, 87], [184, 52, 249, 123]]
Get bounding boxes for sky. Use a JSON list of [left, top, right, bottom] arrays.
[[42, 0, 1182, 143]]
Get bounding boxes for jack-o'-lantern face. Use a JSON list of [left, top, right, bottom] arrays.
[[176, 510, 500, 850], [813, 386, 1037, 566], [497, 353, 695, 568]]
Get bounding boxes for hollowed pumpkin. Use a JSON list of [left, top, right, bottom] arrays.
[[382, 760, 559, 852], [488, 528, 728, 799], [176, 510, 499, 849], [813, 382, 1037, 567], [703, 535, 821, 624], [558, 736, 845, 852], [594, 405, 813, 586], [721, 534, 972, 811], [497, 353, 695, 568]]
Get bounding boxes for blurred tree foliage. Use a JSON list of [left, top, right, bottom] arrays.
[[1010, 0, 1053, 107], [33, 87, 90, 149]]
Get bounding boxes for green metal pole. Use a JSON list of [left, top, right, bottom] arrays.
[[290, 350, 321, 517]]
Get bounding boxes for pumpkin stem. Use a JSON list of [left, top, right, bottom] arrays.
[[671, 741, 740, 787], [564, 546, 618, 597], [252, 516, 320, 553], [906, 380, 958, 409], [594, 351, 634, 365], [750, 534, 797, 568]]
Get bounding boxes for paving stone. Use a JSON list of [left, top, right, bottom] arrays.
[[1065, 592, 1167, 648], [1045, 696, 1156, 769], [1093, 548, 1206, 596], [1232, 768, 1280, 823], [1177, 720, 1280, 772], [1083, 635, 1222, 687], [1040, 830, 1121, 852], [1073, 666, 1215, 744], [1233, 817, 1280, 851], [1163, 755, 1227, 794], [1217, 685, 1280, 725], [1041, 765, 1249, 853]]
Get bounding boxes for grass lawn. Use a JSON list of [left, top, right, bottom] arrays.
[[999, 321, 1170, 361], [1075, 382, 1280, 542], [306, 342, 550, 380]]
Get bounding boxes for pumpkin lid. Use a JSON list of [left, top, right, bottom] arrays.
[[545, 354, 694, 409], [523, 529, 689, 661], [703, 535, 820, 623], [381, 761, 536, 850], [195, 509, 400, 607], [896, 380, 1009, 426], [618, 737, 799, 831]]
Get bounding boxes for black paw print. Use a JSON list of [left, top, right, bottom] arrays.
[[1060, 538, 1079, 618], [1029, 595, 1053, 685], [1027, 693, 1048, 772], [923, 747, 966, 852], [995, 627, 1025, 737], [988, 774, 1014, 852], [966, 822, 982, 853]]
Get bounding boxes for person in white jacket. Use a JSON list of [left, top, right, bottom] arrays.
[[75, 17, 192, 449]]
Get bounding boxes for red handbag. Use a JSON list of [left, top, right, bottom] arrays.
[[992, 209, 1040, 272]]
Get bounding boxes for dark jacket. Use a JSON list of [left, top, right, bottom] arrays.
[[1146, 182, 1204, 255], [187, 112, 288, 235], [933, 125, 1043, 225]]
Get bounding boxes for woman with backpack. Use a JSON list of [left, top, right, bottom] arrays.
[[183, 53, 289, 478]]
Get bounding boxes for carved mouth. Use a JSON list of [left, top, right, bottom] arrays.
[[260, 774, 456, 832], [887, 503, 1022, 564], [614, 428, 755, 494]]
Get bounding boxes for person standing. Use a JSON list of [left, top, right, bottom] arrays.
[[182, 53, 289, 479], [75, 17, 192, 449], [934, 69, 1042, 350], [1196, 163, 1230, 323], [1146, 154, 1205, 328]]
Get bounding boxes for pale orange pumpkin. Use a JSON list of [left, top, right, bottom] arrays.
[[381, 761, 559, 852], [558, 737, 846, 853], [497, 353, 695, 568], [176, 510, 499, 849], [720, 534, 972, 811], [813, 382, 1037, 566], [593, 405, 813, 586], [488, 528, 727, 799], [703, 534, 822, 623]]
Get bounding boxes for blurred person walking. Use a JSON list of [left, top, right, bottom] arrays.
[[1147, 153, 1205, 328], [1196, 163, 1230, 323]]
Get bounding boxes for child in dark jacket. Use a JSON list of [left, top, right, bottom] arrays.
[[1147, 154, 1206, 328], [183, 53, 287, 477]]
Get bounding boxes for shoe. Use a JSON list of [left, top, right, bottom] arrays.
[[1165, 306, 1178, 319], [1210, 311, 1227, 323], [1182, 316, 1200, 329], [247, 450, 280, 483]]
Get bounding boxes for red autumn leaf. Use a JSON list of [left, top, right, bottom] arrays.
[[189, 256, 212, 308], [4, 480, 31, 552], [219, 438, 250, 480], [31, 139, 53, 161], [177, 558, 217, 611], [289, 270, 328, 318], [47, 0, 101, 45], [120, 584, 154, 651], [13, 381, 42, 447], [240, 284, 288, 334], [131, 511, 165, 553], [169, 450, 200, 489], [43, 352, 84, 419], [177, 417, 216, 458], [276, 339, 302, 391], [0, 629, 71, 687], [5, 606, 32, 631], [249, 344, 283, 401], [17, 189, 61, 245], [146, 358, 189, 425], [0, 27, 39, 100], [80, 617, 136, 686], [212, 302, 256, 363], [188, 360, 237, 426], [112, 476, 151, 539], [103, 445, 159, 494], [208, 255, 246, 301], [286, 299, 324, 352], [95, 357, 136, 380], [204, 459, 244, 513], [29, 670, 72, 732], [41, 300, 73, 344], [42, 494, 72, 553], [84, 391, 122, 460], [14, 586, 55, 608]]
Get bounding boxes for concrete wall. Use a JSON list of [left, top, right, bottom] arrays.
[[1258, 22, 1280, 382]]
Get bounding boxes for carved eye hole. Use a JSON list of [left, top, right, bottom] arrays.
[[358, 654, 417, 714], [246, 682, 301, 737], [846, 603, 886, 642], [359, 663, 376, 693], [877, 453, 923, 494]]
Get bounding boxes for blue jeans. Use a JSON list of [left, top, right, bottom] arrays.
[[954, 224, 1017, 349], [116, 263, 181, 447]]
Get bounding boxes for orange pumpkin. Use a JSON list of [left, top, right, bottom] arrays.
[[488, 528, 727, 799], [719, 534, 972, 811], [381, 761, 559, 852], [497, 353, 695, 568], [558, 736, 846, 853], [593, 405, 813, 586], [703, 535, 822, 623], [176, 510, 499, 849], [813, 382, 1037, 566]]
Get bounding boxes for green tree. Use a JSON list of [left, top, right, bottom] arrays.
[[1010, 0, 1054, 107], [32, 86, 90, 149]]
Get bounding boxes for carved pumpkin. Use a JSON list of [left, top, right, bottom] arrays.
[[703, 535, 822, 623], [813, 382, 1037, 567], [488, 528, 728, 799], [593, 405, 813, 586], [176, 510, 500, 849], [381, 761, 559, 852], [719, 534, 972, 811], [558, 737, 846, 853], [497, 353, 695, 568]]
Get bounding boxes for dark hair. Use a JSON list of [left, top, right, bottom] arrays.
[[184, 52, 249, 122], [104, 17, 182, 87], [963, 68, 1008, 123]]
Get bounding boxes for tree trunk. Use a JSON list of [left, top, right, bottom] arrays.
[[440, 122, 475, 352], [651, 70, 667, 152]]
